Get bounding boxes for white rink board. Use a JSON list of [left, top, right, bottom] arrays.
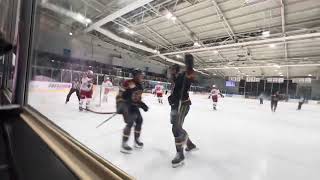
[[28, 88, 320, 180]]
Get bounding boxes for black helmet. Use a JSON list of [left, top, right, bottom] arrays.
[[132, 68, 143, 77], [170, 64, 180, 72]]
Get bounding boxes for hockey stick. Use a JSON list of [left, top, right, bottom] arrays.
[[85, 108, 116, 114], [96, 113, 117, 128]]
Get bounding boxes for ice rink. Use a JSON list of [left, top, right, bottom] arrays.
[[29, 90, 320, 180]]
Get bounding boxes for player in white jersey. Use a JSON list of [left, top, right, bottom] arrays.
[[79, 70, 94, 111], [101, 76, 113, 102], [210, 85, 222, 110], [155, 83, 164, 104]]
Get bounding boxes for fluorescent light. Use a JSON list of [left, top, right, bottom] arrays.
[[194, 42, 201, 47], [269, 44, 276, 48], [262, 31, 270, 37], [280, 74, 284, 76], [124, 28, 134, 34], [203, 63, 320, 70], [273, 64, 281, 68], [165, 12, 173, 19], [69, 32, 73, 36], [308, 74, 312, 76], [139, 40, 143, 43]]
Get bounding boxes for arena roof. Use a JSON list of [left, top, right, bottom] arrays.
[[41, 0, 320, 78]]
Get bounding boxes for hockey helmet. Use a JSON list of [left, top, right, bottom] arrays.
[[132, 68, 143, 77]]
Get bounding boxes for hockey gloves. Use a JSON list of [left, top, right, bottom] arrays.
[[185, 54, 194, 71], [139, 102, 149, 112]]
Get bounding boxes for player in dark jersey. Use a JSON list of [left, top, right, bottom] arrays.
[[168, 54, 198, 168], [116, 69, 149, 154], [271, 91, 280, 112]]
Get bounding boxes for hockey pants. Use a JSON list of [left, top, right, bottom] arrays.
[[170, 104, 195, 153], [119, 102, 143, 143]]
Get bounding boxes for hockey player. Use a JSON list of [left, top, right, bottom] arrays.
[[79, 70, 94, 111], [210, 85, 222, 110], [258, 93, 264, 104], [168, 54, 198, 168], [101, 76, 113, 102], [155, 82, 164, 104], [65, 78, 81, 104], [297, 96, 305, 110], [116, 69, 149, 154], [271, 91, 280, 112]]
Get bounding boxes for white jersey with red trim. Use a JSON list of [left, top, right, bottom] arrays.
[[155, 84, 164, 94], [102, 80, 113, 89], [211, 88, 220, 96], [80, 77, 93, 92]]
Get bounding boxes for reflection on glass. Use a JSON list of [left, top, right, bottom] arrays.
[[26, 0, 320, 179]]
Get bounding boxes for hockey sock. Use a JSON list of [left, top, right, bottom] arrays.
[[122, 126, 131, 143], [134, 130, 141, 141], [175, 135, 186, 152], [86, 99, 91, 109]]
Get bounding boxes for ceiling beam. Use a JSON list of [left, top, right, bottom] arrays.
[[95, 27, 209, 75], [85, 0, 155, 32], [211, 0, 235, 40], [160, 32, 320, 55], [203, 63, 320, 70]]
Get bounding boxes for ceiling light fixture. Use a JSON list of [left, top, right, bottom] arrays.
[[273, 64, 281, 68], [124, 28, 134, 34], [262, 31, 270, 37], [269, 44, 276, 48], [308, 74, 312, 76], [165, 12, 173, 19], [69, 32, 73, 36], [139, 40, 143, 43], [193, 42, 201, 47]]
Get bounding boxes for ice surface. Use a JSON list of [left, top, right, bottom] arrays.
[[28, 90, 320, 180]]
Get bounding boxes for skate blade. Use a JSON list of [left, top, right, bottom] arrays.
[[134, 144, 143, 149], [172, 161, 184, 168], [120, 149, 132, 154]]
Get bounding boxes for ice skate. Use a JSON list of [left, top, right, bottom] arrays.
[[134, 139, 144, 149], [171, 152, 185, 168], [120, 142, 133, 154], [185, 143, 198, 152]]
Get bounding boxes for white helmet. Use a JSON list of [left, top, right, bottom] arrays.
[[87, 70, 94, 76]]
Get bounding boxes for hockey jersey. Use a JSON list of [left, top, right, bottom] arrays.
[[155, 84, 164, 94], [211, 88, 220, 97], [102, 80, 113, 89], [80, 77, 93, 92]]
